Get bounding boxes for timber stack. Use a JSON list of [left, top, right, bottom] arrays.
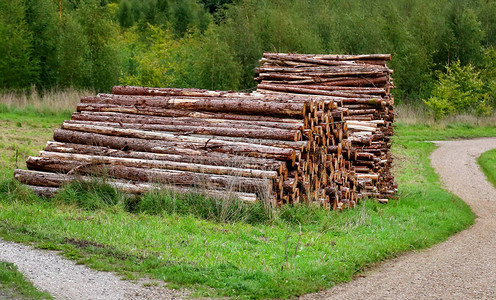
[[13, 52, 397, 209], [14, 86, 359, 208], [255, 52, 397, 200]]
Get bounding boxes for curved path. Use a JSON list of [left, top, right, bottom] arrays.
[[0, 239, 187, 299], [302, 137, 496, 299]]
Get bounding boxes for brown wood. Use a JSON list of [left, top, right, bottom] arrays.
[[44, 141, 286, 173], [35, 151, 279, 179], [81, 94, 309, 118], [58, 124, 296, 161], [65, 119, 301, 142], [16, 169, 259, 202], [77, 103, 308, 123], [72, 111, 304, 131], [25, 157, 272, 193]]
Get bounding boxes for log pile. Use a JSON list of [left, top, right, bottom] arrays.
[[255, 53, 397, 200], [14, 86, 359, 208], [13, 52, 397, 209]]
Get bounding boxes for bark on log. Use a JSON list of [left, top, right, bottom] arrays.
[[35, 151, 279, 179], [263, 52, 391, 61], [72, 111, 304, 131], [15, 169, 259, 202], [25, 158, 273, 193], [81, 94, 309, 118], [45, 141, 286, 173], [65, 119, 301, 142], [77, 103, 308, 123], [58, 124, 296, 161]]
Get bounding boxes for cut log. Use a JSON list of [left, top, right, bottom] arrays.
[[35, 151, 279, 179], [25, 158, 273, 193], [72, 111, 304, 131], [81, 94, 309, 118], [15, 169, 259, 202], [44, 141, 286, 173], [65, 119, 301, 142], [57, 124, 296, 161]]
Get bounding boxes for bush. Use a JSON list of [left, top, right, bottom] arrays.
[[423, 60, 491, 120]]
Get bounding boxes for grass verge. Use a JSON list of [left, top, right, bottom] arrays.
[[0, 261, 52, 299], [478, 148, 496, 189], [0, 110, 479, 298]]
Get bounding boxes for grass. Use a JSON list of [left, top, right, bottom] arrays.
[[0, 107, 481, 298], [0, 261, 53, 299], [1, 97, 494, 298], [478, 148, 496, 189]]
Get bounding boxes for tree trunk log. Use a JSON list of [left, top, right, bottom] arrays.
[[81, 94, 308, 118], [65, 119, 301, 142], [15, 169, 259, 202], [25, 158, 273, 193], [58, 124, 296, 161], [72, 111, 304, 131], [35, 151, 279, 179], [44, 141, 286, 173]]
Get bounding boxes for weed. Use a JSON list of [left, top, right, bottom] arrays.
[[0, 261, 53, 299]]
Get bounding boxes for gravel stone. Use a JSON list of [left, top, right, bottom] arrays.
[[0, 240, 188, 299], [301, 137, 496, 299]]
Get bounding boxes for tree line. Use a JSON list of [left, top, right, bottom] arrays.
[[1, 0, 496, 110]]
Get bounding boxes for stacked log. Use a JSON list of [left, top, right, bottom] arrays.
[[14, 87, 358, 208], [13, 52, 396, 209], [255, 52, 397, 200]]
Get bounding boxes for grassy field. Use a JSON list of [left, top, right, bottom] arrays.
[[478, 148, 496, 189], [0, 261, 52, 299], [1, 101, 495, 298]]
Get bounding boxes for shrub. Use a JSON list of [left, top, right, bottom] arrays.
[[423, 60, 491, 120]]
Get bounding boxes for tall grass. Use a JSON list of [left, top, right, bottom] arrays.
[[0, 86, 92, 116], [396, 104, 496, 126]]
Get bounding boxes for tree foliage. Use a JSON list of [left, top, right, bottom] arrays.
[[1, 0, 496, 114]]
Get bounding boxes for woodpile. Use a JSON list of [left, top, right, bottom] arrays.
[[255, 52, 397, 201], [14, 52, 397, 209]]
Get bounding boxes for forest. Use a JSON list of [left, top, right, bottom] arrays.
[[1, 0, 496, 116]]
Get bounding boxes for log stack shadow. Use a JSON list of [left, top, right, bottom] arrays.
[[14, 53, 397, 210]]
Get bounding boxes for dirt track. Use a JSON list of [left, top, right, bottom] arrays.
[[0, 239, 187, 299], [302, 137, 496, 299]]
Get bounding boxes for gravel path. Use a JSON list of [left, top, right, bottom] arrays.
[[301, 137, 496, 299], [0, 240, 187, 299]]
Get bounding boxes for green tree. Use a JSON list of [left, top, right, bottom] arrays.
[[24, 0, 60, 88], [78, 0, 121, 91], [424, 60, 490, 120], [0, 0, 38, 89]]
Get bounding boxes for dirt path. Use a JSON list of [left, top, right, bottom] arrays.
[[0, 240, 187, 299], [302, 137, 496, 299]]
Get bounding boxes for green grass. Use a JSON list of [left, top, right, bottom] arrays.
[[478, 148, 496, 189], [0, 261, 53, 299], [2, 109, 494, 298], [395, 122, 496, 142], [0, 111, 481, 298]]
